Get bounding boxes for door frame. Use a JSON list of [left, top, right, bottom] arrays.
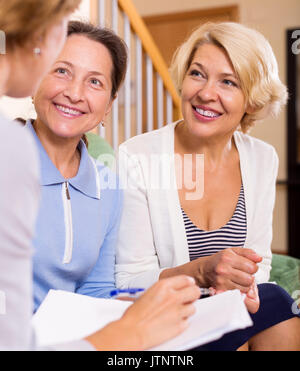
[[287, 27, 300, 258], [143, 5, 239, 26]]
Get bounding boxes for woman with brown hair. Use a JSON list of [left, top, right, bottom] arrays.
[[0, 4, 200, 350]]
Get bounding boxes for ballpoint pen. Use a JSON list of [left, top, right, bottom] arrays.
[[199, 287, 215, 299], [110, 288, 145, 301]]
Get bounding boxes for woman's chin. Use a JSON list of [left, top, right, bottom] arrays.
[[49, 126, 82, 140]]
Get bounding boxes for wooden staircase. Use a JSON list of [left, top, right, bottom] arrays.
[[90, 0, 181, 150]]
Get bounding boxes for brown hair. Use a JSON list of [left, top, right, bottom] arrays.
[[67, 20, 128, 99], [0, 0, 81, 50]]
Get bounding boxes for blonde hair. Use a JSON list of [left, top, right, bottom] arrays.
[[0, 0, 81, 49], [170, 22, 288, 132]]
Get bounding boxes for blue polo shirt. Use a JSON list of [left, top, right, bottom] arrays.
[[25, 121, 122, 312]]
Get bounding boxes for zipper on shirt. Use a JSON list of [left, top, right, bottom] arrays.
[[62, 181, 73, 264]]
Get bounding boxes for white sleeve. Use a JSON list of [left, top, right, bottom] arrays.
[[0, 121, 40, 350], [251, 148, 279, 284], [115, 147, 163, 289]]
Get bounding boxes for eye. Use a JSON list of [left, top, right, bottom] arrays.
[[190, 69, 204, 78], [55, 67, 68, 75], [90, 78, 102, 87], [223, 79, 237, 87]]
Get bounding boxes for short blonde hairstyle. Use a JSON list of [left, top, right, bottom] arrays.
[[170, 22, 288, 132], [0, 0, 81, 49]]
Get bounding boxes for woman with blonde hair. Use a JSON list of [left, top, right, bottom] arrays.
[[116, 22, 300, 350], [0, 1, 200, 351]]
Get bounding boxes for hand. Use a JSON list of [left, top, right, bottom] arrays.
[[85, 275, 200, 351], [201, 248, 262, 293], [244, 282, 260, 314], [210, 282, 260, 314]]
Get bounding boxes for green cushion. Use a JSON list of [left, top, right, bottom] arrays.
[[270, 254, 300, 296], [86, 132, 115, 169]]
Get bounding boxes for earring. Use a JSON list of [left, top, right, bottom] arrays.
[[33, 47, 41, 56], [100, 121, 105, 128]]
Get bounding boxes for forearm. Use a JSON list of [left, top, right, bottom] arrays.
[[159, 257, 210, 287]]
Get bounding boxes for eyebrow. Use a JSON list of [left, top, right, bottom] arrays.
[[190, 62, 238, 79], [54, 60, 105, 77]]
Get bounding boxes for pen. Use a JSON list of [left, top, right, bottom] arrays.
[[199, 288, 214, 299], [110, 288, 145, 301]]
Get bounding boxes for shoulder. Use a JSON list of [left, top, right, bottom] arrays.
[[234, 131, 278, 166], [119, 122, 177, 155], [0, 116, 39, 177]]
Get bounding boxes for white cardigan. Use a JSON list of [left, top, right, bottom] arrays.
[[116, 122, 278, 289]]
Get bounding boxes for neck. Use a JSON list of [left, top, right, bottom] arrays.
[[175, 121, 236, 171], [33, 118, 82, 179]]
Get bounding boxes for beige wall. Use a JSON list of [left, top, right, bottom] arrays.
[[134, 0, 300, 253]]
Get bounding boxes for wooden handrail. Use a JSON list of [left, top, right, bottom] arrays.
[[90, 0, 181, 118], [117, 0, 180, 110]]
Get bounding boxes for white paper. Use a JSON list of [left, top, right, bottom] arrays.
[[32, 289, 252, 350]]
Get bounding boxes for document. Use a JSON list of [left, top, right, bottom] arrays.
[[32, 289, 252, 351]]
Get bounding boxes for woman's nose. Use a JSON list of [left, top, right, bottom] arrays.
[[63, 80, 84, 103], [197, 80, 218, 102]]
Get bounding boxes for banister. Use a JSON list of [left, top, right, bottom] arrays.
[[90, 0, 181, 120]]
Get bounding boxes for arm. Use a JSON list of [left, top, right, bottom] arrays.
[[247, 147, 279, 283], [115, 148, 164, 289], [76, 184, 123, 298], [85, 276, 200, 351], [0, 122, 40, 350]]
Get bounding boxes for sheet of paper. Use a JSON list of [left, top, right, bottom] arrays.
[[32, 290, 133, 348], [151, 290, 252, 351], [32, 289, 252, 350]]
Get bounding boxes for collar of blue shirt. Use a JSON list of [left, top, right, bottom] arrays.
[[25, 120, 101, 200]]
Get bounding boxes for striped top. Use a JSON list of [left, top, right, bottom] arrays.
[[182, 185, 247, 261]]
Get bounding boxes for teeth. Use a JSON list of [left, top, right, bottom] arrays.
[[195, 107, 220, 118], [56, 105, 82, 116]]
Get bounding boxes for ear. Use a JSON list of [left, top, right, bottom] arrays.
[[245, 104, 256, 115], [104, 94, 117, 118]]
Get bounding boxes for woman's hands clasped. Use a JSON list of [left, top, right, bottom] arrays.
[[201, 248, 262, 313]]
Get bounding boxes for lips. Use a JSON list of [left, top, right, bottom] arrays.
[[53, 103, 86, 117], [192, 105, 223, 122], [192, 105, 222, 118]]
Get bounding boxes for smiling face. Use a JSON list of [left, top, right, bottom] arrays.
[[34, 34, 114, 139], [181, 43, 248, 140]]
